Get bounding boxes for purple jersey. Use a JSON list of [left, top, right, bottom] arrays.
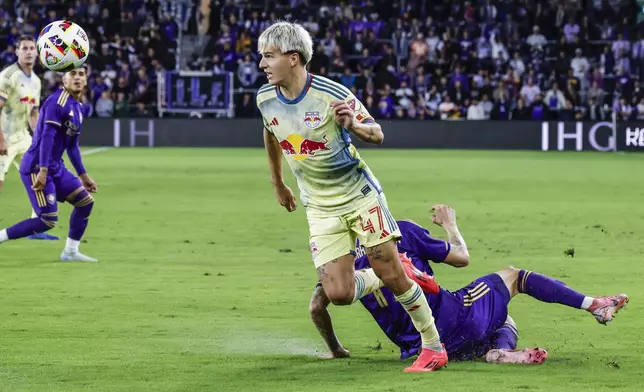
[[354, 220, 510, 360], [20, 89, 90, 176]]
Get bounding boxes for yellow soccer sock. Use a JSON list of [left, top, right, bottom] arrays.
[[396, 282, 442, 351], [353, 268, 384, 303]]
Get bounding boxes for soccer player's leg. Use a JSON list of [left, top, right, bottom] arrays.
[[0, 172, 58, 243], [495, 266, 628, 325], [308, 210, 387, 306], [0, 141, 21, 193], [6, 139, 61, 241], [0, 139, 24, 192], [55, 169, 97, 262], [484, 315, 548, 365], [308, 212, 359, 305], [351, 194, 447, 372], [0, 154, 8, 193]]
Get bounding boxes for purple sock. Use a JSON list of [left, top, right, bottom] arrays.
[[491, 324, 518, 351], [518, 270, 585, 309], [68, 193, 94, 240], [6, 218, 50, 239]]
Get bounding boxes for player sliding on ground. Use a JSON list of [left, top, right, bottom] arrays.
[[0, 35, 58, 241], [310, 205, 629, 364], [256, 21, 447, 372], [0, 67, 98, 262]]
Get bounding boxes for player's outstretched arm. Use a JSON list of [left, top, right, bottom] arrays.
[[264, 127, 296, 211], [68, 141, 97, 193], [330, 100, 384, 144], [431, 205, 470, 267], [309, 284, 350, 358]]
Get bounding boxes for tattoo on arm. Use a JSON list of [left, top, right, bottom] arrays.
[[366, 126, 375, 142], [444, 224, 468, 255], [446, 226, 464, 246]]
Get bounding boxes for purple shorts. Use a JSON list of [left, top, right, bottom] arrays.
[[442, 273, 512, 361], [20, 167, 83, 215]]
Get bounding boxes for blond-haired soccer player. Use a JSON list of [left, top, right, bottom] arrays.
[[0, 35, 59, 241], [255, 21, 447, 372]]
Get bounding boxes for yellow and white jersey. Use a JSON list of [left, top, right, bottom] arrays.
[[256, 73, 382, 215], [0, 63, 41, 144]]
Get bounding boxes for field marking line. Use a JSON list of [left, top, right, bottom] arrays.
[[82, 147, 111, 156]]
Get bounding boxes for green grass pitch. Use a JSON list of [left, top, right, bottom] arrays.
[[0, 148, 641, 392]]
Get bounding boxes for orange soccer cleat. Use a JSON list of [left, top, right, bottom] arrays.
[[404, 346, 449, 373], [399, 253, 441, 294]]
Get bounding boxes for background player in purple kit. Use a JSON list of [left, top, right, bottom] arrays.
[[310, 205, 629, 364], [0, 67, 98, 262]]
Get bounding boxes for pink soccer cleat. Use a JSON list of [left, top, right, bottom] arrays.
[[587, 294, 629, 325], [404, 346, 449, 373], [485, 348, 548, 365], [399, 253, 441, 294]]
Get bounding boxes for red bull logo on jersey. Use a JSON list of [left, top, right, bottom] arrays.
[[279, 134, 330, 161], [303, 111, 322, 128], [19, 96, 36, 104]]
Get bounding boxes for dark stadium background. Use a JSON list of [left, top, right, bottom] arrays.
[[1, 0, 644, 121]]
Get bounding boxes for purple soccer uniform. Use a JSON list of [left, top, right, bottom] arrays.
[[3, 88, 95, 245], [355, 220, 513, 361], [19, 88, 89, 215]]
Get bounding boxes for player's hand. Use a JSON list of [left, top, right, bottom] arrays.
[[275, 183, 297, 212], [32, 170, 47, 191], [431, 204, 456, 227], [0, 139, 7, 156], [330, 100, 355, 130], [80, 174, 98, 193]]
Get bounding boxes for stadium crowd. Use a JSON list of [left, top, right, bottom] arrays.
[[0, 0, 183, 117], [2, 0, 644, 121]]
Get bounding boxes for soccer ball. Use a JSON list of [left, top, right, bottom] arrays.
[[37, 20, 90, 72]]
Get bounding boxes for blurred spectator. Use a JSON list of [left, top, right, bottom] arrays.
[[114, 92, 130, 117], [585, 95, 606, 121], [529, 94, 548, 120], [512, 98, 531, 120], [520, 79, 541, 106], [467, 98, 485, 120], [95, 91, 114, 117], [0, 44, 17, 65], [544, 83, 567, 114], [527, 26, 547, 50], [237, 54, 259, 88], [438, 94, 458, 120]]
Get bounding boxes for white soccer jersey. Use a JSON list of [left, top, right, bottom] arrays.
[[256, 73, 381, 215], [0, 63, 41, 144]]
